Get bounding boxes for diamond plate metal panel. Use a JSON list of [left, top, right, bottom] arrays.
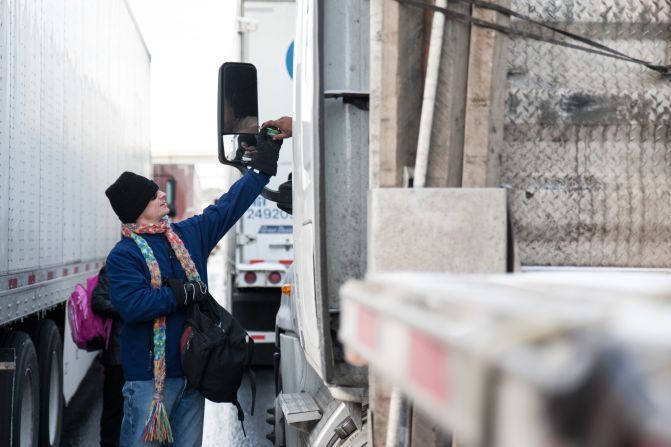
[[501, 0, 671, 267]]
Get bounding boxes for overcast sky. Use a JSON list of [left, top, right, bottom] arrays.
[[127, 0, 238, 159]]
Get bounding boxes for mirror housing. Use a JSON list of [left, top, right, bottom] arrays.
[[218, 62, 259, 135], [217, 62, 259, 171]]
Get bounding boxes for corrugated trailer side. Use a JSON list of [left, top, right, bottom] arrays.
[[0, 1, 150, 445]]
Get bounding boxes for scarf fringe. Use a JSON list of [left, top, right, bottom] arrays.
[[142, 399, 174, 444]]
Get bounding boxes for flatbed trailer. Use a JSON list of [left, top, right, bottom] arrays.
[[341, 270, 671, 446]]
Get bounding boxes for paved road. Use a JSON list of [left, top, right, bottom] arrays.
[[61, 361, 276, 446]]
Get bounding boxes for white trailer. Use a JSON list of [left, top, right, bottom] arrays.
[[0, 1, 151, 445], [226, 0, 296, 364]]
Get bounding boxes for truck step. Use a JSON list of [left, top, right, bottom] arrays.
[[279, 393, 322, 429]]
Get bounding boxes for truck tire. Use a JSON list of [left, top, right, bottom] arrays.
[[0, 331, 40, 447], [28, 320, 63, 447]]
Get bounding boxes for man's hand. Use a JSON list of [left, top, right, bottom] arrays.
[[261, 116, 292, 140], [167, 279, 208, 309]]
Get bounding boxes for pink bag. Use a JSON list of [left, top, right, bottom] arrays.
[[67, 275, 112, 351]]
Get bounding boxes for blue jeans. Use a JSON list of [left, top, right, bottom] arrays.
[[120, 377, 205, 447]]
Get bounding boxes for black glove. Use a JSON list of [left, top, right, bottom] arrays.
[[167, 279, 208, 309], [249, 127, 282, 176]]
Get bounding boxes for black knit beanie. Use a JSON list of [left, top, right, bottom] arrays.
[[105, 172, 159, 223]]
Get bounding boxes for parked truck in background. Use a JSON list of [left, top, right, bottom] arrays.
[[225, 0, 296, 365], [225, 0, 671, 446], [153, 164, 205, 222], [0, 1, 151, 445]]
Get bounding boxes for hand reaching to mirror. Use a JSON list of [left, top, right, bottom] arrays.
[[248, 128, 283, 176], [261, 116, 293, 140]]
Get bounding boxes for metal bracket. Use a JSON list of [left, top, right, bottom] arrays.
[[0, 348, 15, 371], [324, 90, 370, 111], [269, 242, 294, 250], [279, 392, 322, 432], [236, 234, 257, 246], [236, 17, 258, 33]]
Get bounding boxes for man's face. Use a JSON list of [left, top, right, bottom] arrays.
[[137, 190, 170, 223]]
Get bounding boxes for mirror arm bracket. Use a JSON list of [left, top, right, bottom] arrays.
[[324, 90, 370, 111], [261, 186, 291, 204]]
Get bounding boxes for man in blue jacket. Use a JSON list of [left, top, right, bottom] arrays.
[[105, 132, 280, 446]]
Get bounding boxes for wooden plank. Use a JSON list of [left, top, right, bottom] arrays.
[[462, 0, 510, 188], [369, 2, 426, 444], [369, 367, 392, 446], [369, 0, 424, 188], [426, 1, 472, 187]]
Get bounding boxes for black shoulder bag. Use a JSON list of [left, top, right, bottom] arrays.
[[179, 292, 256, 435]]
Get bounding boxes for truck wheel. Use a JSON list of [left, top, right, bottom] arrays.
[[28, 320, 63, 447], [0, 331, 40, 447], [334, 428, 367, 447]]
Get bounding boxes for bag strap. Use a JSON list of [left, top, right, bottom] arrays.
[[248, 367, 257, 417], [234, 400, 246, 437], [235, 337, 257, 438], [247, 337, 256, 416]]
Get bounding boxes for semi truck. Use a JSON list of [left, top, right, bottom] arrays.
[[0, 1, 151, 445], [224, 0, 296, 365], [153, 164, 205, 222], [218, 0, 671, 445]]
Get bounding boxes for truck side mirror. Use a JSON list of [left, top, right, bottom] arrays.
[[216, 61, 292, 209], [218, 62, 259, 167]]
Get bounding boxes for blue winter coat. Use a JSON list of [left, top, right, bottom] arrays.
[[106, 170, 269, 381]]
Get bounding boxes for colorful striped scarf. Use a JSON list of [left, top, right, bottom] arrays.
[[121, 216, 201, 444]]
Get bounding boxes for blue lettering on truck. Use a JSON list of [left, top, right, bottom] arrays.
[[259, 225, 293, 234]]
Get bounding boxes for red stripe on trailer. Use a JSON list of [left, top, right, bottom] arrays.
[[249, 259, 264, 264], [251, 334, 266, 341], [357, 305, 378, 350], [279, 260, 293, 266], [8, 278, 18, 289], [409, 330, 448, 402], [28, 275, 36, 285]]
